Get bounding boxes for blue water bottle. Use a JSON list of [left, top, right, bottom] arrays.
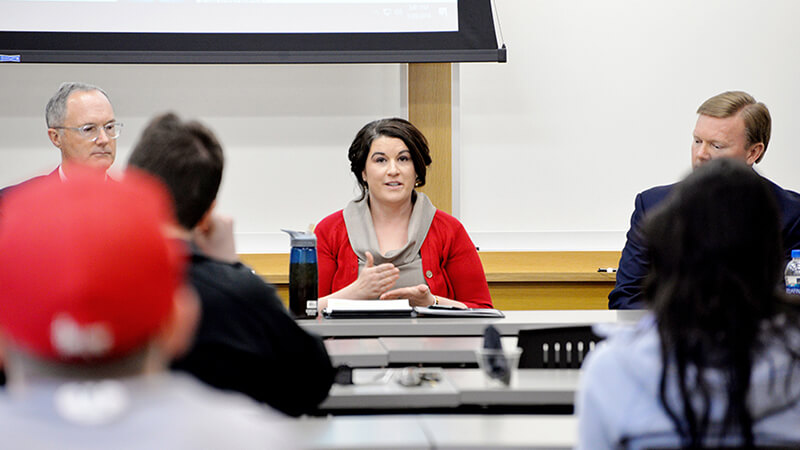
[[282, 229, 318, 318], [786, 249, 800, 296]]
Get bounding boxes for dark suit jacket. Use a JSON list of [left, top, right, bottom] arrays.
[[609, 178, 800, 309]]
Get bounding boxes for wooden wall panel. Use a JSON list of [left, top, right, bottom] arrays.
[[408, 62, 452, 214], [240, 251, 620, 311]]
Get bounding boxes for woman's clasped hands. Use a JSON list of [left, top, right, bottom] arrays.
[[380, 283, 435, 307]]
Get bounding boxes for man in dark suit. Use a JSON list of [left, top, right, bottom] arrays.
[[609, 91, 800, 309], [1, 82, 120, 197]]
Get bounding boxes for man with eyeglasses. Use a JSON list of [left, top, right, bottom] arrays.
[[0, 82, 121, 215], [1, 82, 120, 203], [46, 81, 121, 179]]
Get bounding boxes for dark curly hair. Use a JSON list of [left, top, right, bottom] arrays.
[[347, 118, 432, 201]]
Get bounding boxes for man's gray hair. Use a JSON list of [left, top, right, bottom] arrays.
[[45, 82, 110, 128]]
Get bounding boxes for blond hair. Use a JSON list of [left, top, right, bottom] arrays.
[[696, 91, 770, 163]]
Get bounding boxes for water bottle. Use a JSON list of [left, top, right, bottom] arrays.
[[786, 250, 800, 296], [281, 229, 318, 318]]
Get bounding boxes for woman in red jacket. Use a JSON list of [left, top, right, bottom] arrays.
[[315, 118, 492, 310]]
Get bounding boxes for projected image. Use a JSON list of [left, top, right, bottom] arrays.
[[0, 0, 458, 33]]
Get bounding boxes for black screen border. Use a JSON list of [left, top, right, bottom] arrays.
[[0, 0, 504, 64]]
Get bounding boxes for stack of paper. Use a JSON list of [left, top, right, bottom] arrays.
[[322, 299, 505, 319], [323, 299, 414, 317]]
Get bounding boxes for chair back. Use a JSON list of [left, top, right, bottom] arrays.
[[517, 325, 603, 369]]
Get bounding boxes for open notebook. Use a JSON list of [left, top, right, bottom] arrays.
[[322, 299, 505, 319]]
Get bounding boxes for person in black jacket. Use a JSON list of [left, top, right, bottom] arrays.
[[128, 112, 334, 416]]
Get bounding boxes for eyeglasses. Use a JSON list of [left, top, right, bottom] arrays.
[[53, 122, 123, 141]]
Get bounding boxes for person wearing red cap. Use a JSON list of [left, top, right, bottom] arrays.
[[127, 112, 334, 417], [0, 170, 294, 448]]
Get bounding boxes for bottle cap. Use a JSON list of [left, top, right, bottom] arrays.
[[793, 249, 800, 259], [281, 229, 316, 247]]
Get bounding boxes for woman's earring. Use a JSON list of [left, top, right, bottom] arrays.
[[415, 178, 421, 187]]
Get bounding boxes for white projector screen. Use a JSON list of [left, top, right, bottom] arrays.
[[1, 1, 458, 33]]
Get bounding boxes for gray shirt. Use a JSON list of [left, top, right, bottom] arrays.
[[0, 373, 296, 449]]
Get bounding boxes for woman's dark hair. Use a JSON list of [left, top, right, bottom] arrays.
[[642, 158, 800, 447], [348, 118, 432, 201]]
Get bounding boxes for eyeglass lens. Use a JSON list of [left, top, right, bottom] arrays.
[[81, 123, 122, 139]]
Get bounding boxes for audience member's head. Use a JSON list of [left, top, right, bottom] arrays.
[[46, 82, 121, 175], [643, 158, 792, 446], [0, 168, 196, 381], [692, 91, 770, 169], [348, 117, 432, 201], [127, 112, 224, 231], [645, 157, 783, 320]]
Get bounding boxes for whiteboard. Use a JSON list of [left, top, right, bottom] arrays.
[[458, 0, 800, 251]]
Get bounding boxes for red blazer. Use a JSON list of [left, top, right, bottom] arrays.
[[0, 169, 60, 214], [315, 209, 493, 309]]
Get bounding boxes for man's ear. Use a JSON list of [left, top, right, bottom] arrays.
[[47, 128, 62, 149], [155, 284, 201, 361], [194, 199, 217, 233], [747, 142, 765, 165]]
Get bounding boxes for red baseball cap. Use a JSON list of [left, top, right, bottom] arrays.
[[0, 168, 186, 362]]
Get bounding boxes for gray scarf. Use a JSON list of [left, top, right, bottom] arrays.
[[343, 192, 436, 289]]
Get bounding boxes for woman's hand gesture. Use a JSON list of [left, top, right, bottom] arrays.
[[353, 251, 399, 298]]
